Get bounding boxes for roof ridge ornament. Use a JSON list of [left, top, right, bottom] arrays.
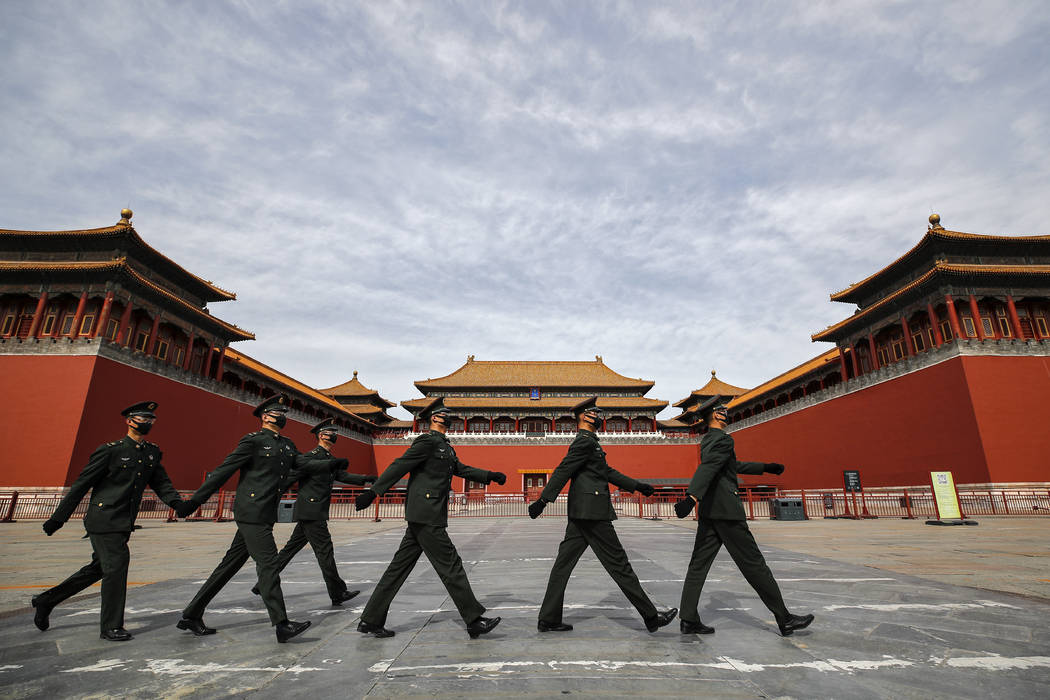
[[929, 213, 943, 230], [595, 355, 602, 363], [118, 208, 133, 226]]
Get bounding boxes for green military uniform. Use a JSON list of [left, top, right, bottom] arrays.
[[182, 428, 312, 625], [679, 426, 790, 624], [267, 444, 372, 602], [537, 428, 660, 625], [37, 434, 182, 633], [360, 430, 498, 628]]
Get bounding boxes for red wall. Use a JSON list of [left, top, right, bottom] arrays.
[[729, 355, 1050, 489], [373, 440, 700, 493], [0, 355, 97, 487], [1, 355, 376, 489]]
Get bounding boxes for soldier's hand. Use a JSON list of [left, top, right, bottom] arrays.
[[174, 499, 199, 518], [674, 498, 695, 519], [489, 471, 507, 485], [332, 458, 350, 470], [355, 489, 377, 511], [42, 519, 63, 536], [528, 499, 546, 519], [637, 482, 655, 497], [765, 462, 786, 475]]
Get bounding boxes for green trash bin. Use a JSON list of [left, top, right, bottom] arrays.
[[277, 499, 295, 523], [772, 498, 805, 521]]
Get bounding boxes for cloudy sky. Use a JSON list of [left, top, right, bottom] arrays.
[[3, 1, 1049, 418]]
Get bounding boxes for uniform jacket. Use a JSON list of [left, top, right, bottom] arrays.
[[292, 445, 371, 521], [190, 429, 312, 525], [540, 429, 640, 521], [370, 431, 492, 527], [687, 428, 766, 521], [50, 436, 182, 534]]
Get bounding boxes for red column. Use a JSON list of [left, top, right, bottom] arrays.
[[144, 315, 161, 355], [968, 294, 984, 340], [838, 349, 849, 382], [202, 343, 215, 377], [26, 292, 48, 339], [901, 318, 915, 356], [867, 333, 880, 370], [67, 292, 88, 338], [850, 345, 860, 376], [94, 291, 115, 339], [945, 295, 962, 339], [550, 418, 556, 431], [183, 332, 196, 371], [488, 417, 493, 432], [1006, 296, 1024, 339], [215, 345, 226, 381], [115, 300, 133, 346], [628, 417, 633, 432], [927, 304, 944, 346]]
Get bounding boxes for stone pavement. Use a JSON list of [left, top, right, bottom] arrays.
[[0, 516, 1048, 698]]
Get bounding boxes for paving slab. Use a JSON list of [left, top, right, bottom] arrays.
[[0, 517, 1048, 698]]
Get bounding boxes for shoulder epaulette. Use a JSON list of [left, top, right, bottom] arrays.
[[144, 440, 158, 449], [412, 433, 431, 443], [105, 440, 121, 448]]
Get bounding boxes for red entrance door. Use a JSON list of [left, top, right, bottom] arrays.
[[525, 473, 548, 500]]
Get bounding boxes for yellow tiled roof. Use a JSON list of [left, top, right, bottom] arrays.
[[0, 222, 237, 301], [319, 370, 396, 407], [223, 348, 377, 428], [0, 258, 253, 340], [727, 349, 841, 408], [813, 263, 1050, 341], [401, 396, 667, 412], [415, 357, 654, 389], [830, 228, 1050, 303], [672, 371, 748, 407]]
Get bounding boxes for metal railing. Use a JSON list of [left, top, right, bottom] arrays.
[[3, 486, 1048, 523]]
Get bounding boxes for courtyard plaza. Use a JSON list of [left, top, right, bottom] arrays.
[[0, 516, 1048, 698]]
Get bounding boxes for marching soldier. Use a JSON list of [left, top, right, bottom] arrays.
[[32, 401, 186, 641], [175, 394, 314, 643], [251, 417, 376, 605], [674, 395, 814, 636], [353, 398, 507, 639], [529, 397, 678, 633]]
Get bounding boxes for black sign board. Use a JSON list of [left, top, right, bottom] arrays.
[[843, 470, 862, 492]]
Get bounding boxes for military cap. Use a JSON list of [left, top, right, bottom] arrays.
[[697, 395, 729, 421], [311, 417, 339, 434], [121, 401, 158, 418], [418, 396, 452, 421], [571, 396, 602, 417], [253, 393, 290, 417]]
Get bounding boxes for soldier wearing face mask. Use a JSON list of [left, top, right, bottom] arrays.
[[32, 401, 186, 642], [251, 417, 376, 606], [175, 393, 316, 643], [529, 397, 677, 634]]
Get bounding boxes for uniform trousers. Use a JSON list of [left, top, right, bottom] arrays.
[[679, 518, 789, 623], [183, 522, 287, 625], [36, 532, 130, 632], [538, 518, 658, 624], [272, 520, 347, 600], [361, 522, 485, 627]]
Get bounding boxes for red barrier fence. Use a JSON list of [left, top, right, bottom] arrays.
[[2, 487, 1048, 523]]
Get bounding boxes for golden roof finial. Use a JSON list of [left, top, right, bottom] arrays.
[[711, 369, 717, 377], [353, 370, 358, 378], [595, 355, 603, 362], [119, 208, 133, 225], [467, 354, 475, 362], [929, 213, 942, 230]]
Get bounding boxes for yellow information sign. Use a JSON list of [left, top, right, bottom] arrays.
[[930, 471, 962, 520]]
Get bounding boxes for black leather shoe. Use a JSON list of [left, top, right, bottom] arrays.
[[31, 595, 52, 631], [331, 589, 360, 606], [176, 617, 217, 636], [466, 616, 501, 639], [100, 627, 133, 642], [777, 613, 815, 636], [250, 585, 260, 596], [681, 619, 715, 634], [537, 620, 573, 632], [275, 619, 311, 643], [357, 620, 395, 638], [644, 608, 678, 633]]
